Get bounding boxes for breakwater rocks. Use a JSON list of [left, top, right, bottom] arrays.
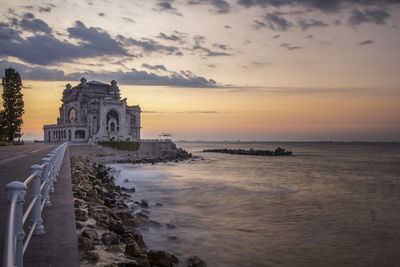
[[118, 148, 193, 165], [203, 147, 293, 156], [71, 157, 206, 267]]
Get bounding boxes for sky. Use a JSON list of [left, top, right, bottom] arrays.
[[0, 0, 399, 141]]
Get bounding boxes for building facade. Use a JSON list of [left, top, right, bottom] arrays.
[[43, 78, 141, 142]]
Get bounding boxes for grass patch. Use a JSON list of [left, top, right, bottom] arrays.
[[97, 141, 140, 151]]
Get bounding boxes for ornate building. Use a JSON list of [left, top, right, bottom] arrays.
[[43, 78, 141, 142]]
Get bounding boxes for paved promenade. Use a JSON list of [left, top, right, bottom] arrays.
[[0, 142, 80, 266]]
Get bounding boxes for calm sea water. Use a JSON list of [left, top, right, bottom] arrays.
[[110, 142, 400, 266]]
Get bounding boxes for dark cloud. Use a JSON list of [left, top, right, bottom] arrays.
[[208, 0, 231, 14], [358, 40, 373, 45], [68, 21, 127, 55], [213, 43, 230, 50], [253, 61, 272, 67], [154, 1, 182, 16], [73, 68, 218, 87], [188, 0, 230, 14], [10, 13, 52, 34], [348, 9, 390, 26], [23, 12, 35, 19], [39, 7, 51, 13], [122, 17, 135, 23], [264, 12, 292, 31], [280, 43, 302, 50], [20, 18, 52, 34], [157, 32, 181, 41], [253, 19, 266, 29], [0, 22, 21, 41], [0, 60, 219, 87], [298, 19, 329, 31], [0, 21, 130, 65], [118, 35, 181, 55], [141, 63, 168, 71], [0, 60, 68, 80], [193, 36, 231, 57], [237, 0, 400, 12], [38, 4, 55, 13]]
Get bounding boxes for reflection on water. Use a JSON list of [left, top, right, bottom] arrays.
[[110, 142, 400, 266]]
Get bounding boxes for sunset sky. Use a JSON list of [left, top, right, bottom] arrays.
[[0, 0, 399, 141]]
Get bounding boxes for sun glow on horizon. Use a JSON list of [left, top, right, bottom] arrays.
[[5, 80, 398, 141]]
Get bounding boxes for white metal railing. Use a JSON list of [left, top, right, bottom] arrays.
[[3, 142, 68, 267]]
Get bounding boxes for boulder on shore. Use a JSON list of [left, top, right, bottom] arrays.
[[188, 256, 207, 267]]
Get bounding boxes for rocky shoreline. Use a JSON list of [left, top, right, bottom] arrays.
[[71, 157, 206, 267]]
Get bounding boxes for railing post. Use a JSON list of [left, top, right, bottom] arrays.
[[47, 152, 56, 185], [30, 165, 45, 235], [6, 181, 27, 267], [41, 158, 52, 203]]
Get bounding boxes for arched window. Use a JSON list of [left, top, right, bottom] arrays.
[[107, 110, 119, 132], [106, 110, 119, 125], [69, 108, 77, 122], [75, 130, 85, 139]]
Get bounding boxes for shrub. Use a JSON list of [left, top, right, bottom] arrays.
[[97, 141, 140, 151]]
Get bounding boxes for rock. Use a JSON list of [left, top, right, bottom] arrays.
[[133, 233, 146, 249], [166, 223, 176, 229], [136, 256, 151, 267], [104, 198, 117, 208], [149, 219, 162, 227], [147, 250, 175, 267], [155, 202, 163, 207], [83, 251, 99, 261], [75, 208, 88, 222], [78, 236, 96, 251], [117, 261, 139, 267], [125, 240, 141, 257], [172, 255, 179, 264], [102, 232, 120, 245], [167, 236, 179, 241], [136, 212, 149, 220], [76, 222, 83, 229], [120, 232, 134, 244], [103, 191, 116, 199], [110, 221, 126, 235], [140, 200, 149, 208], [81, 229, 99, 240], [122, 186, 136, 193], [106, 245, 123, 252], [188, 256, 207, 267], [123, 178, 129, 183]]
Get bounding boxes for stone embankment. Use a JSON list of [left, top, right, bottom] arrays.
[[203, 147, 293, 156], [71, 157, 206, 267]]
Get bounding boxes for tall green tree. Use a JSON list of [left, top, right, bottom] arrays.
[[1, 68, 24, 142]]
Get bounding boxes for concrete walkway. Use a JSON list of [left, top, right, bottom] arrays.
[[0, 142, 80, 267]]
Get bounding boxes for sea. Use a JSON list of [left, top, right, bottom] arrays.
[[109, 142, 400, 267]]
